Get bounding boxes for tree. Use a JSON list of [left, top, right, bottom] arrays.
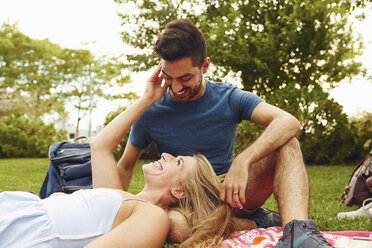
[[349, 112, 372, 159], [0, 23, 92, 122], [0, 23, 131, 137], [1, 23, 62, 121], [63, 56, 130, 137], [115, 0, 370, 163]]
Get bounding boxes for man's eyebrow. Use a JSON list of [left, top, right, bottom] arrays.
[[161, 70, 171, 78], [161, 70, 193, 80]]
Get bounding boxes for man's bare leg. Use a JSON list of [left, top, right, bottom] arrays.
[[243, 138, 332, 247], [273, 137, 309, 225], [242, 137, 309, 226]]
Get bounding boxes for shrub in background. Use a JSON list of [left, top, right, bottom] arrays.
[[0, 114, 67, 158], [234, 113, 371, 165]]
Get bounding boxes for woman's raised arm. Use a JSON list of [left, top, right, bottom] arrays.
[[90, 65, 166, 189]]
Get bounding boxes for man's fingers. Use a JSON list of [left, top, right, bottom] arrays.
[[219, 187, 226, 202], [233, 191, 243, 209], [221, 181, 234, 206], [221, 175, 247, 209], [226, 187, 233, 207], [239, 185, 246, 205], [150, 64, 162, 82]]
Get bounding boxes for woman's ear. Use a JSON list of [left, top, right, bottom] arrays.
[[170, 185, 186, 199]]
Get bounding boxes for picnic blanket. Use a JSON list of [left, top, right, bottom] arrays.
[[222, 227, 372, 248]]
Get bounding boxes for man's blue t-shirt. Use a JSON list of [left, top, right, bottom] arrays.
[[129, 80, 263, 175]]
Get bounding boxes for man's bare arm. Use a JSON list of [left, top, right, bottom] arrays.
[[117, 141, 142, 191], [238, 102, 301, 166], [220, 102, 301, 208]]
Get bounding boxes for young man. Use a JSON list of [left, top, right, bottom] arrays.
[[117, 19, 333, 247]]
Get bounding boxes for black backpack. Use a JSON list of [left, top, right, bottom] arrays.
[[39, 139, 92, 199], [340, 150, 372, 206]]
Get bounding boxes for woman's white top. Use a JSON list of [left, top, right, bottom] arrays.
[[0, 188, 148, 248]]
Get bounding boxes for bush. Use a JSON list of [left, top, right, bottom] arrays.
[[234, 113, 370, 165], [0, 114, 67, 158]]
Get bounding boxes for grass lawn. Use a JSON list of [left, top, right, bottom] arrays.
[[0, 158, 371, 247]]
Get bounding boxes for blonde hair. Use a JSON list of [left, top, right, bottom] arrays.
[[174, 153, 243, 247]]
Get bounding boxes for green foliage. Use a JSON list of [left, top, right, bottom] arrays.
[[276, 84, 360, 164], [63, 56, 131, 137], [234, 120, 264, 155], [355, 112, 372, 152], [0, 23, 79, 121], [0, 23, 131, 136], [347, 112, 372, 160], [104, 107, 129, 161], [0, 114, 66, 158], [115, 0, 370, 163]]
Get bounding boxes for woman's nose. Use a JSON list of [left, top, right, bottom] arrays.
[[161, 153, 172, 161]]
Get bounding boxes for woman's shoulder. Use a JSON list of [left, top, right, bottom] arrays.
[[111, 190, 169, 229], [111, 189, 136, 198], [112, 190, 166, 214]]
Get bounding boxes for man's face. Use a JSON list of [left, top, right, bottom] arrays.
[[161, 57, 207, 103]]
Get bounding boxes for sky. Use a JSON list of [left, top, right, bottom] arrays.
[[0, 0, 371, 132]]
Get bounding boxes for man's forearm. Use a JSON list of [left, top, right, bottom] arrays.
[[116, 140, 142, 191], [117, 162, 135, 191], [236, 114, 301, 167]]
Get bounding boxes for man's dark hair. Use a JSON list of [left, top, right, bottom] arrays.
[[154, 19, 207, 67]]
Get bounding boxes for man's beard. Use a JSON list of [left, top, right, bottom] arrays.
[[170, 74, 203, 103]]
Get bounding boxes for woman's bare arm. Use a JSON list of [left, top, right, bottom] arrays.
[[84, 204, 170, 248], [90, 65, 167, 190]]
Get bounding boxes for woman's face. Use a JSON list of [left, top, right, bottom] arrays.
[[142, 153, 197, 186]]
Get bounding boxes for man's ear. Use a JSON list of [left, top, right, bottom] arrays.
[[202, 57, 210, 74], [170, 185, 186, 199]]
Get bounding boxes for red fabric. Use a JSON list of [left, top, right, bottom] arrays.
[[221, 227, 372, 247]]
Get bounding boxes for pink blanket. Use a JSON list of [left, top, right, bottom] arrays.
[[222, 227, 372, 247]]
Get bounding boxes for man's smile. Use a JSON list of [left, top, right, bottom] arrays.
[[175, 87, 190, 98]]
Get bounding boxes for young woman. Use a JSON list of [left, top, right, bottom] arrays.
[[0, 65, 254, 248]]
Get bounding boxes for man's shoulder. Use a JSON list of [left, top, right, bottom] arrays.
[[208, 80, 235, 90], [207, 80, 253, 100], [206, 80, 237, 97]]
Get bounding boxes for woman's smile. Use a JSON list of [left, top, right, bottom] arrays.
[[152, 161, 163, 170]]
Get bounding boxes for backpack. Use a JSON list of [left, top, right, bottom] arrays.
[[340, 150, 372, 206], [39, 138, 92, 199]]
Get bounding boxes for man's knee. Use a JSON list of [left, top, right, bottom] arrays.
[[282, 137, 301, 151], [167, 209, 190, 243], [276, 137, 303, 160]]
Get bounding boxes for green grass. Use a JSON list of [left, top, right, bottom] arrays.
[[0, 158, 50, 192], [262, 165, 372, 232], [0, 159, 371, 248], [0, 158, 148, 194]]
